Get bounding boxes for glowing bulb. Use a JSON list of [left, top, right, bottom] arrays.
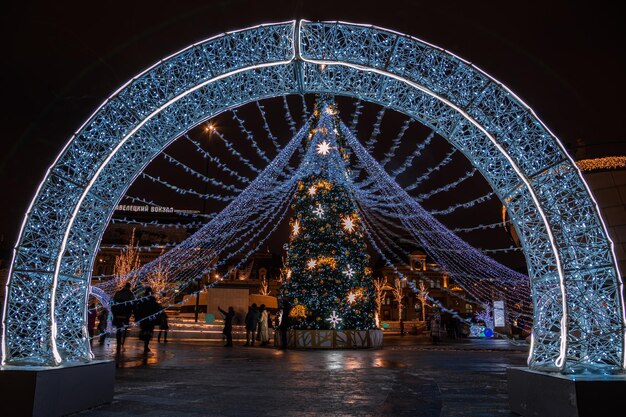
[[204, 123, 216, 134]]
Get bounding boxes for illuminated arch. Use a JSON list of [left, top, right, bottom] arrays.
[[2, 20, 624, 373]]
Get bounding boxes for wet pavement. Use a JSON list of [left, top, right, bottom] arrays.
[[75, 335, 529, 416]]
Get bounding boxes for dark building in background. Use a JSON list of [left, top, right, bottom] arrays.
[[577, 159, 626, 277], [376, 250, 479, 324], [93, 204, 285, 308]]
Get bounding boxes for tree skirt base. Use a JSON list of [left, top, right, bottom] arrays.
[[281, 329, 384, 349]]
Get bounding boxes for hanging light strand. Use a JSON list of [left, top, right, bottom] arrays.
[[231, 108, 272, 165], [379, 117, 414, 167], [341, 121, 532, 323], [349, 99, 364, 132], [184, 134, 251, 184], [161, 152, 243, 192], [414, 169, 477, 202], [404, 148, 459, 191], [391, 130, 437, 178], [282, 95, 298, 135], [364, 106, 386, 152]]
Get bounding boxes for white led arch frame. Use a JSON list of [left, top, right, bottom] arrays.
[[2, 20, 623, 374]]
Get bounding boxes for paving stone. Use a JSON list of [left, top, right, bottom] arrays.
[[74, 336, 528, 416]]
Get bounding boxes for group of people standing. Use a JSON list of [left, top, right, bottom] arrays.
[[219, 296, 292, 349], [218, 303, 271, 347], [244, 303, 270, 346]]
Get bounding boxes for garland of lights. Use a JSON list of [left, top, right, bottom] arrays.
[[96, 98, 530, 342], [414, 169, 477, 202], [390, 131, 437, 178], [100, 179, 297, 306], [184, 135, 252, 184], [141, 172, 236, 202], [403, 148, 458, 191], [428, 192, 496, 216], [358, 210, 477, 325], [452, 220, 510, 233], [360, 205, 532, 320], [357, 186, 496, 217], [349, 99, 363, 132], [96, 120, 311, 312], [282, 95, 298, 135], [92, 190, 296, 339], [161, 152, 243, 192], [364, 106, 386, 152], [231, 108, 272, 165], [576, 156, 626, 171], [341, 121, 532, 321], [379, 117, 414, 167], [256, 101, 282, 153], [101, 100, 528, 328], [212, 129, 262, 174], [110, 217, 209, 229], [365, 208, 521, 255], [98, 242, 178, 251]]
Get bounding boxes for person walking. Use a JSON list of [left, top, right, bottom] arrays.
[[87, 302, 97, 345], [279, 296, 292, 350], [135, 287, 162, 355], [258, 304, 269, 346], [157, 309, 169, 344], [111, 282, 135, 355], [244, 303, 260, 347], [430, 309, 442, 345], [218, 306, 235, 347], [97, 305, 109, 345]]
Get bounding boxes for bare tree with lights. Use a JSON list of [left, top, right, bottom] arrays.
[[392, 278, 405, 322], [416, 280, 429, 322], [144, 249, 172, 304], [258, 276, 270, 296], [113, 228, 141, 291], [373, 276, 387, 324]]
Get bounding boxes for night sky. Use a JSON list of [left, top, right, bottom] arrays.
[[1, 0, 624, 263]]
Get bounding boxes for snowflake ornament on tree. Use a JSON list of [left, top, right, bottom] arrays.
[[326, 311, 343, 329]]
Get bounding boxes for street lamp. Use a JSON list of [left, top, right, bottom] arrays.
[[195, 122, 216, 322]]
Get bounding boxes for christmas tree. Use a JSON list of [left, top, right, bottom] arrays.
[[280, 97, 376, 331]]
